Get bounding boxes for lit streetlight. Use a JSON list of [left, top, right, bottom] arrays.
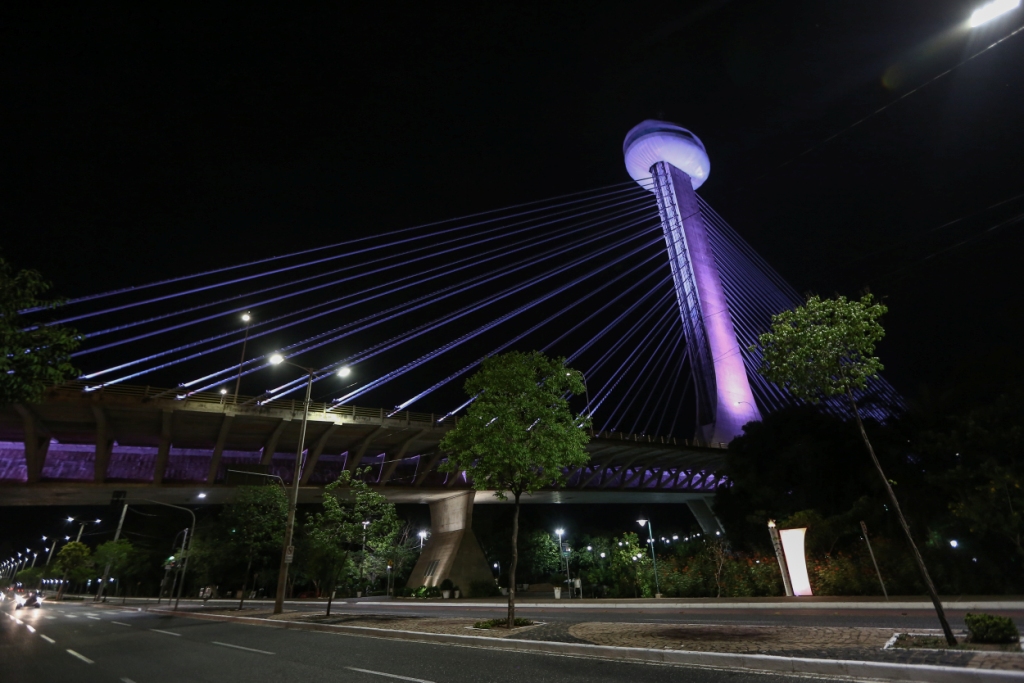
[[418, 530, 428, 550], [233, 311, 253, 403], [969, 0, 1020, 27], [637, 518, 661, 598], [268, 354, 352, 613], [555, 528, 572, 598]]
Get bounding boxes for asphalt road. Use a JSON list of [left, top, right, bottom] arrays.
[[97, 595, 1024, 631], [1, 600, 848, 683]]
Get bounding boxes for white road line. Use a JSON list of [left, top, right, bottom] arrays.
[[66, 649, 95, 664], [150, 629, 181, 637], [346, 667, 435, 683], [211, 641, 275, 655], [15, 618, 23, 624], [65, 614, 78, 618], [26, 625, 36, 633], [87, 616, 101, 620], [122, 678, 138, 683], [40, 635, 56, 644], [112, 621, 132, 627], [45, 615, 56, 619]]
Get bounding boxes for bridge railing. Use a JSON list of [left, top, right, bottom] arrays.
[[55, 381, 443, 427]]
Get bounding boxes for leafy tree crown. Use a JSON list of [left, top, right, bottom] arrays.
[[754, 294, 886, 402], [0, 256, 81, 403], [439, 351, 591, 500]]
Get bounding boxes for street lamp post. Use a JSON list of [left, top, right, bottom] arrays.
[[145, 500, 196, 610], [418, 530, 427, 550], [96, 500, 129, 602], [269, 353, 351, 615], [233, 312, 252, 404], [637, 518, 661, 598], [555, 528, 572, 598]]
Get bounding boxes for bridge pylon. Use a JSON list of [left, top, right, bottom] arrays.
[[624, 120, 761, 446]]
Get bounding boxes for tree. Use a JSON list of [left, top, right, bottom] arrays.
[[55, 541, 92, 599], [93, 539, 134, 601], [0, 256, 81, 403], [439, 351, 590, 627], [754, 293, 957, 645], [224, 485, 287, 609], [304, 468, 401, 615]]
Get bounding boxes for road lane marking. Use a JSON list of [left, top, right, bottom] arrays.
[[40, 635, 55, 644], [87, 616, 101, 620], [67, 649, 94, 664], [150, 629, 181, 636], [211, 641, 274, 655], [15, 618, 23, 624], [45, 615, 56, 619], [65, 614, 78, 618], [26, 625, 35, 633], [346, 667, 435, 683], [122, 678, 138, 683], [112, 621, 131, 627]]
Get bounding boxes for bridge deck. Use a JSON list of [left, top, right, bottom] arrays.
[[0, 384, 727, 505]]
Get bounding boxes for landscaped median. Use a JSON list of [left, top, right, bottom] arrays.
[[118, 603, 1024, 682]]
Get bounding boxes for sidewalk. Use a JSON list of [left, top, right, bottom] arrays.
[[137, 603, 1024, 681]]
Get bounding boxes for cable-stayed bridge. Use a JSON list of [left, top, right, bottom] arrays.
[[1, 120, 901, 586]]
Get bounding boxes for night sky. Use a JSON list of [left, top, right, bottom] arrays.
[[2, 1, 1024, 562]]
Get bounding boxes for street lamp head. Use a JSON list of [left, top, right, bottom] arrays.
[[418, 530, 427, 538], [198, 493, 207, 499], [493, 563, 499, 568], [41, 536, 47, 541], [241, 312, 251, 322], [94, 519, 101, 523], [67, 516, 75, 522], [220, 388, 227, 395], [600, 552, 606, 558], [269, 353, 285, 365], [950, 540, 959, 548], [337, 366, 351, 378], [587, 546, 592, 551], [969, 0, 1020, 27], [555, 528, 564, 536], [637, 518, 647, 527]]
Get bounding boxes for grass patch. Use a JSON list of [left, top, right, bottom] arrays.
[[473, 617, 534, 629], [893, 634, 1021, 652]]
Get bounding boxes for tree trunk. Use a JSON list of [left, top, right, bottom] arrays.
[[326, 583, 334, 617], [238, 557, 252, 611], [507, 492, 521, 629], [847, 388, 957, 646], [57, 569, 69, 600]]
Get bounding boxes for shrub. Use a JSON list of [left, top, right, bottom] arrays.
[[469, 580, 502, 598], [397, 586, 415, 597], [965, 613, 1020, 644], [439, 578, 454, 591], [474, 617, 533, 629]]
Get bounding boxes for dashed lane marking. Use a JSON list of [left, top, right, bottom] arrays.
[[26, 625, 35, 633], [150, 629, 181, 637], [40, 635, 55, 644], [122, 678, 138, 683], [66, 649, 94, 664], [87, 616, 101, 620], [346, 667, 436, 683], [211, 641, 274, 655], [112, 621, 131, 627]]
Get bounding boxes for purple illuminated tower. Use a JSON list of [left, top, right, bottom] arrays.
[[624, 120, 761, 445]]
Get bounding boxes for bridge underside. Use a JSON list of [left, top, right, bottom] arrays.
[[0, 385, 728, 506]]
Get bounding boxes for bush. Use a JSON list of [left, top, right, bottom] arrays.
[[439, 578, 454, 591], [469, 580, 502, 598], [397, 586, 415, 597], [965, 613, 1020, 644], [474, 617, 533, 629]]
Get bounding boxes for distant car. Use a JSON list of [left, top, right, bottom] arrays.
[[15, 591, 43, 609]]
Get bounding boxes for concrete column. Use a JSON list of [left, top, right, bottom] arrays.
[[686, 496, 725, 536], [406, 491, 493, 591]]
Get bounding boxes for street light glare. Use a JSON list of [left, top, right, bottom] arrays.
[[269, 353, 285, 365], [555, 528, 564, 536], [337, 366, 351, 378], [67, 517, 74, 522], [637, 518, 647, 526], [241, 313, 251, 322], [969, 0, 1020, 27]]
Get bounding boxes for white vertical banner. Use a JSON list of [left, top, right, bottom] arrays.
[[778, 527, 813, 596]]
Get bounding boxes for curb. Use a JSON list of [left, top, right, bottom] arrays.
[[147, 608, 1024, 682], [355, 600, 1024, 611]]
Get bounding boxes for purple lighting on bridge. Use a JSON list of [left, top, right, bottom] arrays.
[[624, 120, 761, 445]]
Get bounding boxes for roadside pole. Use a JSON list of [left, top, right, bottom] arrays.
[[96, 502, 128, 602]]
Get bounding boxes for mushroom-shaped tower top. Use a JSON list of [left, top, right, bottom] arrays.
[[623, 120, 710, 191]]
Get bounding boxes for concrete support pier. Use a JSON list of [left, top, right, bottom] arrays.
[[406, 491, 493, 590]]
